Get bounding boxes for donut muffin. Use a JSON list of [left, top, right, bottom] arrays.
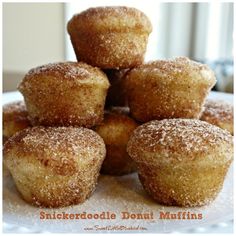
[[3, 126, 106, 208], [125, 57, 216, 122], [18, 62, 110, 127], [105, 69, 129, 107], [3, 101, 31, 142], [67, 6, 152, 69], [201, 99, 233, 135], [95, 107, 138, 175], [127, 119, 233, 207]]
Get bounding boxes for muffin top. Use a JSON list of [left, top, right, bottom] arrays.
[[18, 62, 110, 89], [67, 6, 152, 34], [201, 99, 233, 123], [125, 57, 216, 86], [3, 101, 28, 123], [4, 126, 106, 176], [127, 119, 233, 165]]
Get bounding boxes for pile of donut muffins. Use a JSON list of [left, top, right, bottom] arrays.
[[3, 6, 233, 208]]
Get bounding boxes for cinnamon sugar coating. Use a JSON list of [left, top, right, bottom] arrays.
[[95, 107, 138, 175], [67, 6, 152, 69], [125, 57, 216, 122], [127, 119, 233, 207], [18, 62, 110, 127], [3, 101, 31, 141], [201, 99, 233, 135], [3, 126, 106, 208]]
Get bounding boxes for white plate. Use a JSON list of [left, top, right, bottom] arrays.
[[2, 91, 234, 233]]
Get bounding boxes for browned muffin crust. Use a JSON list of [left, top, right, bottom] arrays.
[[67, 6, 152, 69], [127, 119, 233, 207], [68, 6, 152, 33], [4, 126, 106, 208], [3, 101, 31, 140], [4, 126, 105, 175], [128, 56, 213, 75], [99, 109, 138, 146], [128, 119, 232, 162], [24, 61, 107, 82], [18, 62, 110, 127], [201, 99, 233, 135], [95, 108, 138, 175], [125, 57, 216, 122]]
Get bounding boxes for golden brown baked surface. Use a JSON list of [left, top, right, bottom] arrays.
[[137, 160, 231, 207], [125, 57, 216, 122], [127, 57, 215, 83], [95, 107, 138, 175], [67, 7, 152, 69], [3, 101, 31, 139], [127, 118, 233, 207], [4, 126, 105, 176], [4, 126, 106, 208], [18, 62, 110, 127], [127, 119, 233, 164], [97, 109, 138, 146], [21, 61, 109, 85], [67, 6, 152, 34], [201, 99, 233, 135]]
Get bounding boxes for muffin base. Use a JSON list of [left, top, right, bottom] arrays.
[[137, 162, 231, 207], [23, 79, 107, 128], [8, 157, 103, 208], [70, 32, 148, 69]]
